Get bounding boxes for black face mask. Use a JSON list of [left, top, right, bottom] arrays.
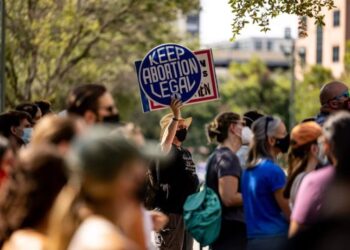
[[102, 114, 120, 124], [274, 134, 290, 154], [175, 128, 187, 142]]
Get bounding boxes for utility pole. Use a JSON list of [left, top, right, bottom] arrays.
[[289, 41, 296, 129], [283, 27, 296, 129], [0, 0, 5, 112]]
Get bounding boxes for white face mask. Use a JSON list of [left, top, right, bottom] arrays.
[[241, 126, 253, 145], [316, 141, 329, 166]]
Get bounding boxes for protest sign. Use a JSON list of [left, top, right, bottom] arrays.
[[135, 46, 220, 113], [137, 44, 202, 106]]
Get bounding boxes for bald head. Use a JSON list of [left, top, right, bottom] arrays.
[[320, 81, 348, 105]]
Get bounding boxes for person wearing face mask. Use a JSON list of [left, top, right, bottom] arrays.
[[206, 112, 246, 250], [241, 116, 291, 250], [67, 84, 120, 125], [237, 111, 264, 170], [316, 81, 350, 125], [0, 111, 32, 151], [289, 122, 336, 238], [153, 99, 199, 250], [283, 122, 323, 209]]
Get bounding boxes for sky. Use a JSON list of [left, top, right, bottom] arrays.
[[200, 0, 299, 45]]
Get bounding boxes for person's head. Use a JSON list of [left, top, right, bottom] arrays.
[[48, 127, 148, 250], [34, 100, 52, 116], [160, 113, 192, 144], [0, 111, 32, 147], [284, 122, 322, 198], [67, 84, 119, 125], [206, 112, 243, 147], [322, 112, 350, 177], [242, 111, 264, 145], [111, 123, 145, 147], [320, 81, 350, 113], [0, 145, 67, 246], [247, 116, 289, 167], [243, 111, 264, 129], [69, 128, 147, 202], [15, 103, 42, 124], [31, 115, 83, 154]]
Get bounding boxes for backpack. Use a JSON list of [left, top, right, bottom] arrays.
[[183, 154, 222, 246]]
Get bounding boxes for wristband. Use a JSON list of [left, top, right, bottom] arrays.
[[172, 117, 180, 121]]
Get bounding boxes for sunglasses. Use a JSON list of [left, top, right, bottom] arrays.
[[330, 90, 350, 101]]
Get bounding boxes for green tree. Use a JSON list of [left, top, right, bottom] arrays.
[[5, 0, 199, 109], [229, 0, 336, 38], [221, 57, 291, 125], [294, 65, 333, 122]]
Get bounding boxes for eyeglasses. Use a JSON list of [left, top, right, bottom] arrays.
[[331, 90, 350, 101], [264, 116, 273, 137]]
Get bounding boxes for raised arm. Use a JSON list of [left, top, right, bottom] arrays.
[[161, 99, 182, 154]]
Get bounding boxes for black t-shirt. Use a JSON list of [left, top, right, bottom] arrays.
[[206, 147, 244, 222], [156, 144, 199, 214]]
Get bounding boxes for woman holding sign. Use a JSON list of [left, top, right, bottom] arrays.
[[153, 98, 199, 250]]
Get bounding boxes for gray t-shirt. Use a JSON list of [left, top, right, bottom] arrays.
[[206, 147, 244, 223], [290, 172, 307, 209]]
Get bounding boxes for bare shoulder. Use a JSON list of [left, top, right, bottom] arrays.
[[68, 215, 139, 250], [2, 230, 46, 250]]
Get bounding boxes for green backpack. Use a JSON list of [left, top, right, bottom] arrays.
[[183, 154, 222, 246]]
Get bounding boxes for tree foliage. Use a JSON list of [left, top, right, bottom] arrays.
[[221, 57, 290, 125], [5, 0, 199, 108], [295, 65, 333, 122], [229, 0, 336, 38]]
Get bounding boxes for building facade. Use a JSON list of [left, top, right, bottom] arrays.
[[295, 0, 350, 79], [210, 33, 293, 70]]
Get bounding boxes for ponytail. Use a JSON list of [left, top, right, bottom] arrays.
[[206, 112, 241, 144]]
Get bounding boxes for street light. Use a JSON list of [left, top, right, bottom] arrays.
[[0, 0, 5, 112]]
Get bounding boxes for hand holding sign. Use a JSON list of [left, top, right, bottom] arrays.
[[136, 46, 220, 113], [138, 44, 202, 106], [170, 98, 182, 119]]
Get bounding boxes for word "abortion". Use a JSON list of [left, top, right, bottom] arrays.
[[138, 44, 201, 105]]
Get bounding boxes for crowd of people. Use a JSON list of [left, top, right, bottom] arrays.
[[0, 80, 347, 250]]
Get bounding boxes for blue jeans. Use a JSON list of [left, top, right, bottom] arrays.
[[248, 236, 287, 250]]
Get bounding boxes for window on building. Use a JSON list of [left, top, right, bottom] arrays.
[[267, 40, 273, 51], [333, 46, 340, 62], [333, 10, 340, 27], [255, 40, 262, 51], [233, 42, 240, 50], [316, 26, 323, 64], [186, 14, 200, 35]]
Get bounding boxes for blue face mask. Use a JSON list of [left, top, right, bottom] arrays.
[[21, 128, 33, 144]]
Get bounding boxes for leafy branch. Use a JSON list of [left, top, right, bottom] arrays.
[[229, 0, 336, 39]]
